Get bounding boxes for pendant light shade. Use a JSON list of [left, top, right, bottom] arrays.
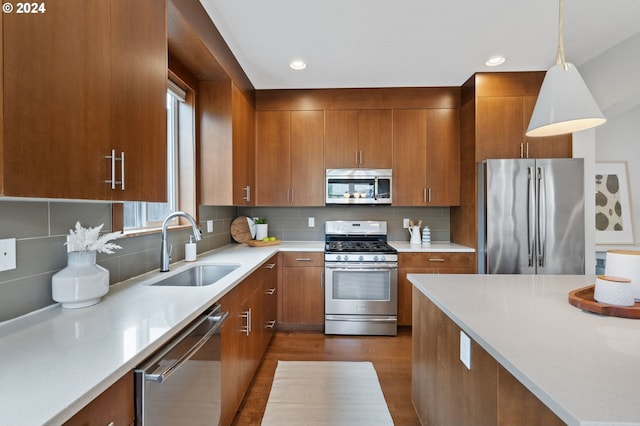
[[526, 63, 606, 137], [526, 0, 606, 137]]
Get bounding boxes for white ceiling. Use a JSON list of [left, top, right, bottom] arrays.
[[199, 0, 640, 90]]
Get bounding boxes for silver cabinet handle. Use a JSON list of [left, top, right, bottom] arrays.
[[265, 320, 276, 329], [295, 258, 312, 262], [265, 263, 277, 269], [105, 150, 124, 190], [428, 188, 432, 203], [241, 308, 251, 336], [320, 271, 324, 288], [355, 150, 359, 165], [359, 150, 363, 165], [120, 151, 125, 190], [520, 143, 524, 158], [428, 258, 445, 262], [105, 149, 116, 189], [265, 287, 276, 295], [243, 185, 251, 202]]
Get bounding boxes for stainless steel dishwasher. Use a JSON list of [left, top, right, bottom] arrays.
[[135, 304, 228, 425]]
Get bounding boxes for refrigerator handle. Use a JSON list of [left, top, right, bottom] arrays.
[[537, 167, 546, 267], [527, 167, 535, 267]]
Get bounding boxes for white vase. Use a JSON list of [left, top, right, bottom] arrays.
[[52, 251, 109, 309], [255, 223, 268, 240]]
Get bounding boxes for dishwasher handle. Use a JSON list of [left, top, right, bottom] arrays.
[[143, 308, 228, 384]]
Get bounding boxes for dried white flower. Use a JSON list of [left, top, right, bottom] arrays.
[[65, 222, 123, 254]]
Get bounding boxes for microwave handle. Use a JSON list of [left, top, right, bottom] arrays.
[[374, 176, 379, 200]]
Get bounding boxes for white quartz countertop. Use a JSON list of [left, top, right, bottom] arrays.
[[0, 241, 323, 426], [408, 274, 640, 426], [389, 241, 475, 252]]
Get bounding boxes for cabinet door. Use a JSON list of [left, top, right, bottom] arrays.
[[399, 253, 474, 326], [522, 96, 572, 159], [110, 0, 167, 202], [3, 0, 111, 199], [255, 111, 291, 205], [476, 97, 523, 162], [290, 111, 325, 206], [325, 110, 359, 168], [233, 85, 256, 205], [282, 266, 325, 325], [426, 109, 460, 206], [393, 109, 428, 206], [358, 109, 393, 168], [63, 373, 134, 426]]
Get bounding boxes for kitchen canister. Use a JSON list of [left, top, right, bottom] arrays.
[[422, 226, 431, 245], [605, 250, 640, 301], [594, 275, 635, 306]]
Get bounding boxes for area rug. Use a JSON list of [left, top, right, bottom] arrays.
[[261, 360, 394, 425]]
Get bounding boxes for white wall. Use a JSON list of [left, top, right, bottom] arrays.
[[594, 105, 640, 245], [579, 31, 640, 252]]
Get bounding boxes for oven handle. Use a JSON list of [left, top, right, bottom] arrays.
[[325, 316, 397, 323], [325, 264, 397, 271]]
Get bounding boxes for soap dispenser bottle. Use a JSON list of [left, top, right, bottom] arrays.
[[185, 235, 197, 262]]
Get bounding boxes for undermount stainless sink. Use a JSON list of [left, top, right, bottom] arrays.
[[151, 264, 240, 287]]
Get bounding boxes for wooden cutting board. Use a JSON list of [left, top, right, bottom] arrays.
[[230, 216, 252, 243], [246, 239, 281, 247]]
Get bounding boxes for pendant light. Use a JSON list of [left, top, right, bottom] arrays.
[[526, 0, 606, 137]]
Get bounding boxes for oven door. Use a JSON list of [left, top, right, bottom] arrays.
[[324, 262, 398, 316]]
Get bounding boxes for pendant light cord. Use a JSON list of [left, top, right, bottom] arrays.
[[555, 0, 568, 69]]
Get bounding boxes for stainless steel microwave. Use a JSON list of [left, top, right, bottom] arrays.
[[326, 169, 392, 205]]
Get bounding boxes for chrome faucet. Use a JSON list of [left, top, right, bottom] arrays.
[[160, 211, 202, 272]]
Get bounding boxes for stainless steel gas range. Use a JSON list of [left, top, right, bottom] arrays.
[[324, 220, 398, 336]]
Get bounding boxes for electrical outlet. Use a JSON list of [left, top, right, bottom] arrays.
[[0, 238, 17, 272], [460, 331, 471, 370], [207, 220, 213, 233], [403, 218, 410, 228], [308, 217, 315, 227]]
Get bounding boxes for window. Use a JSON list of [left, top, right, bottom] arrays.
[[123, 79, 194, 231]]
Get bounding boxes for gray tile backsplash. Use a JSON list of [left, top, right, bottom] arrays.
[[0, 201, 237, 322], [238, 205, 451, 242], [0, 200, 450, 322]]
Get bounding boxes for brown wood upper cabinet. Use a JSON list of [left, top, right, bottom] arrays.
[[1, 0, 167, 201], [255, 110, 324, 206], [325, 110, 393, 169], [393, 109, 460, 206], [199, 81, 256, 205], [475, 96, 572, 162]]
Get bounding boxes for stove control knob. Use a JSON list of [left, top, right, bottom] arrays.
[[336, 255, 342, 261], [373, 255, 379, 262], [380, 255, 386, 261], [358, 255, 364, 261], [343, 255, 349, 261]]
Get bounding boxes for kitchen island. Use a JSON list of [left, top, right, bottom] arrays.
[[409, 274, 640, 426]]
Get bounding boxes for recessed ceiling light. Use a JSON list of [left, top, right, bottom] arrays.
[[485, 56, 506, 67], [289, 59, 307, 70]]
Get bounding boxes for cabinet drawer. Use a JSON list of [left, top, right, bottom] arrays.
[[64, 372, 134, 426], [282, 252, 324, 267], [399, 252, 474, 268]]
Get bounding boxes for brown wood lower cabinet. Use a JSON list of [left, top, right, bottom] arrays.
[[218, 254, 278, 426], [279, 252, 324, 330], [398, 252, 474, 326], [63, 372, 134, 426], [412, 288, 565, 426]]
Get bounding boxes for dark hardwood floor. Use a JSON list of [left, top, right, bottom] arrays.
[[231, 327, 420, 425]]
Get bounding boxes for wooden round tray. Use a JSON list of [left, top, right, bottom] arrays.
[[568, 285, 640, 319]]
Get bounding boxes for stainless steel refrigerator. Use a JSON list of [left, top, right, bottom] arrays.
[[478, 158, 585, 274]]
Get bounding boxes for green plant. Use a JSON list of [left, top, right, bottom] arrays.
[[253, 217, 267, 224]]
